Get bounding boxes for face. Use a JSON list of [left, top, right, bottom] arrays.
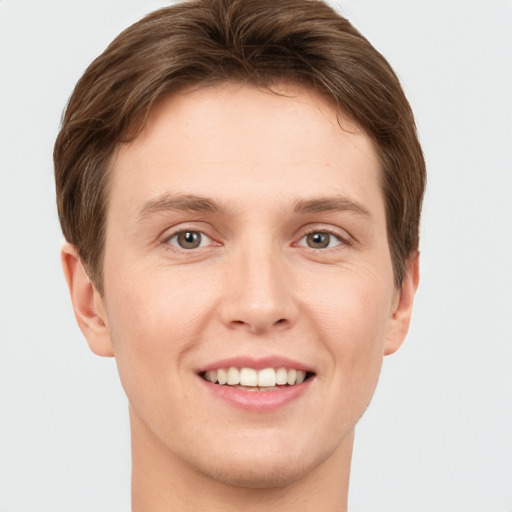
[[89, 82, 414, 488]]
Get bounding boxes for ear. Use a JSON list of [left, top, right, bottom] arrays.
[[383, 251, 420, 356], [61, 243, 114, 357]]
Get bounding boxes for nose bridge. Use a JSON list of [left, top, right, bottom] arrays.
[[220, 233, 297, 333]]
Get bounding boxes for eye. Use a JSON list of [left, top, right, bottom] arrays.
[[166, 230, 212, 250], [299, 231, 343, 249]]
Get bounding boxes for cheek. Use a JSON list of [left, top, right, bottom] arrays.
[[106, 260, 216, 336], [102, 282, 204, 442], [103, 268, 215, 396], [307, 269, 393, 386], [311, 267, 392, 340]]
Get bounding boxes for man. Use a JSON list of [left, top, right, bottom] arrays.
[[54, 0, 425, 509]]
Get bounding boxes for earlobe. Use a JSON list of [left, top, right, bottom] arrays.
[[383, 252, 420, 356], [61, 243, 114, 357]]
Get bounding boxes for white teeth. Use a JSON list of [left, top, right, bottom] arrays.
[[286, 368, 297, 385], [257, 368, 276, 387], [205, 370, 217, 382], [276, 367, 288, 385], [240, 368, 258, 386], [203, 366, 310, 388], [296, 370, 306, 384], [227, 367, 240, 385], [217, 368, 227, 385]]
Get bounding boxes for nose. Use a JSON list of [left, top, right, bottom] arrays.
[[219, 243, 299, 335]]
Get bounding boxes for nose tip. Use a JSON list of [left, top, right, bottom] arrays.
[[219, 250, 298, 335]]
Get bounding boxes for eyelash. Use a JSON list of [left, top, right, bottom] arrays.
[[164, 229, 215, 251], [162, 226, 350, 252], [296, 228, 349, 250]]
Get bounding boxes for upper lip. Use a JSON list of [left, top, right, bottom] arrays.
[[198, 355, 315, 374]]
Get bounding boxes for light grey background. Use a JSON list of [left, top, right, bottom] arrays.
[[1, 1, 511, 511]]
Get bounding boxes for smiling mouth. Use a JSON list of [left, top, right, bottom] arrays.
[[200, 367, 315, 391]]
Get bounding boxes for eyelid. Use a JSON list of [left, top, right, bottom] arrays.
[[166, 230, 213, 249], [159, 222, 353, 251], [161, 223, 219, 250], [294, 225, 353, 248]]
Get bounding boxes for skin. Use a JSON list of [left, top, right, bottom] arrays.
[[62, 82, 419, 511]]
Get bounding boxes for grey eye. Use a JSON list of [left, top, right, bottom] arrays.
[[168, 231, 211, 249]]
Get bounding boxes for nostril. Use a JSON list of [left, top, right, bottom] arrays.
[[227, 316, 291, 333]]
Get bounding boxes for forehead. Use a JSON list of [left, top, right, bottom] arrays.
[[108, 82, 383, 221]]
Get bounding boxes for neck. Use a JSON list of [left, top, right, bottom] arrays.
[[130, 409, 353, 512]]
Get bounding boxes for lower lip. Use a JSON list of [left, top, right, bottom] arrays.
[[198, 376, 313, 412]]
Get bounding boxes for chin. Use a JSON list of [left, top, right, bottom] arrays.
[[195, 454, 316, 489], [183, 433, 339, 490]]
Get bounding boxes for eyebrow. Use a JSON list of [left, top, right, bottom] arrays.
[[293, 196, 371, 217], [138, 193, 226, 221], [137, 193, 371, 221]]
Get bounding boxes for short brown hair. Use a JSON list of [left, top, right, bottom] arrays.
[[54, 0, 425, 293]]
